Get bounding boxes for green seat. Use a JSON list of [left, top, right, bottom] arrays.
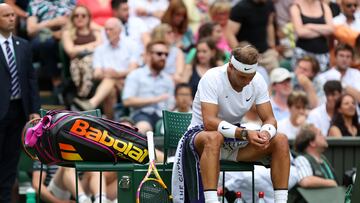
[[162, 110, 255, 202], [154, 119, 164, 137], [162, 110, 192, 165]]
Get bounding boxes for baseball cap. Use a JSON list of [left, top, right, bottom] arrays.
[[270, 67, 292, 84]]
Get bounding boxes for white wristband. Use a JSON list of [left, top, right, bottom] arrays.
[[218, 121, 237, 139], [260, 124, 277, 139]]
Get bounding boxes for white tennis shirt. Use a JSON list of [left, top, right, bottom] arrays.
[[189, 63, 270, 128]]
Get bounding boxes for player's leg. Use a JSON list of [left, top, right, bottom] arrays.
[[194, 131, 224, 190]]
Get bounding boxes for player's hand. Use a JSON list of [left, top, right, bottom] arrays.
[[247, 130, 268, 149], [259, 131, 270, 141]]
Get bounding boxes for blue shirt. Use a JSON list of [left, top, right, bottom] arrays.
[[122, 66, 175, 116], [270, 98, 289, 121]]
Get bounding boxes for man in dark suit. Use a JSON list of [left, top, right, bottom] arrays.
[[0, 3, 41, 202]]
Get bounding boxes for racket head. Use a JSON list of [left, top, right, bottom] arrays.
[[136, 177, 172, 203]]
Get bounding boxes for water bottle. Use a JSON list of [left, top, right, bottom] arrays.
[[258, 191, 265, 203], [234, 191, 244, 203], [217, 188, 228, 203], [26, 187, 36, 203]]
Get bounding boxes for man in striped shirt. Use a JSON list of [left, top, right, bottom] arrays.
[[293, 124, 338, 188]]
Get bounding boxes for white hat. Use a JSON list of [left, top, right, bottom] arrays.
[[270, 68, 292, 84]]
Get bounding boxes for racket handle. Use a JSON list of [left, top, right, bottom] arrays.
[[146, 131, 155, 161]]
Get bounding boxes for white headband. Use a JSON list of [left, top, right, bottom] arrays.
[[230, 56, 257, 74]]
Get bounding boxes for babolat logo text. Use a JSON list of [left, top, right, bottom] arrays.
[[70, 119, 148, 163]]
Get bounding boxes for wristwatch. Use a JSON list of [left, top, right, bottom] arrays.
[[240, 129, 248, 141]]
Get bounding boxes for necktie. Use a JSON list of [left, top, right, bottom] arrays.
[[125, 23, 129, 36], [5, 40, 20, 98]]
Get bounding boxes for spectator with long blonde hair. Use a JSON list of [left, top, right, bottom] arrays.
[[209, 0, 232, 53], [62, 5, 102, 98]]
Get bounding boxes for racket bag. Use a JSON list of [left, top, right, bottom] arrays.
[[23, 110, 149, 166]]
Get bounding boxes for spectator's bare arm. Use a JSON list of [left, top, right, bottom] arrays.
[[5, 0, 27, 18], [173, 49, 185, 84], [343, 86, 360, 103], [304, 3, 333, 36], [296, 74, 319, 108], [328, 125, 343, 137], [267, 12, 276, 48], [123, 94, 169, 108], [290, 5, 321, 38], [298, 176, 337, 188], [62, 29, 101, 58], [181, 64, 193, 84], [27, 15, 68, 37], [226, 20, 241, 49]]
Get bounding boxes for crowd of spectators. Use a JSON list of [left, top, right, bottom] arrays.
[[5, 0, 360, 134], [2, 0, 360, 202]]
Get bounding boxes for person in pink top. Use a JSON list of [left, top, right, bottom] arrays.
[[209, 0, 232, 53], [77, 0, 113, 27]]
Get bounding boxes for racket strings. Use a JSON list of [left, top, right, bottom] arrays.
[[139, 180, 171, 203]]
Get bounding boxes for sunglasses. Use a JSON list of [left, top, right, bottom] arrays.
[[74, 13, 88, 18], [152, 51, 169, 57], [345, 3, 358, 8]]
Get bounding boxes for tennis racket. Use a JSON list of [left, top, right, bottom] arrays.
[[136, 131, 172, 203]]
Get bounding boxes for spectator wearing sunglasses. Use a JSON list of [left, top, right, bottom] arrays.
[[122, 40, 175, 134], [333, 0, 360, 31], [150, 23, 185, 84], [332, 0, 360, 66]]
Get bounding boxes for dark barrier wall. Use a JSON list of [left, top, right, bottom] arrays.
[[323, 138, 360, 184]]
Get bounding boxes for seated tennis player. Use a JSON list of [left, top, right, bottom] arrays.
[[172, 45, 290, 203]]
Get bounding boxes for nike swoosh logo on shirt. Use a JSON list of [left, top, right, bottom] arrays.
[[246, 97, 252, 102]]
